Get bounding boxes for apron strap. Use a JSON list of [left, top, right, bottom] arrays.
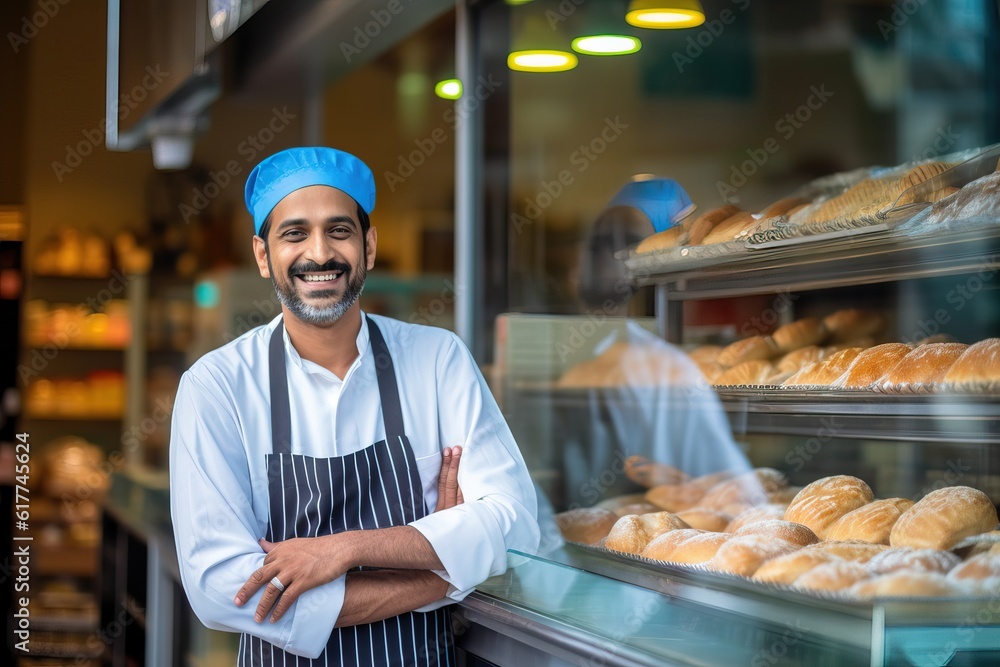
[[269, 321, 293, 456], [366, 315, 406, 445]]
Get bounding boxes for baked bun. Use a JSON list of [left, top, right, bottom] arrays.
[[898, 162, 953, 191], [642, 529, 730, 565], [688, 345, 723, 364], [942, 338, 1000, 389], [612, 503, 661, 518], [782, 348, 865, 386], [696, 361, 726, 383], [823, 309, 886, 343], [851, 572, 962, 599], [701, 469, 787, 510], [769, 486, 803, 504], [867, 547, 961, 575], [726, 504, 788, 533], [793, 561, 870, 592], [713, 360, 775, 386], [554, 508, 619, 545], [825, 498, 915, 544], [776, 345, 824, 375], [636, 225, 687, 253], [948, 552, 1000, 581], [784, 475, 875, 539], [801, 540, 888, 563], [645, 483, 706, 513], [733, 519, 819, 547], [595, 493, 647, 512], [676, 508, 733, 532], [624, 456, 688, 488], [716, 336, 778, 367], [687, 470, 736, 491], [687, 205, 741, 245], [890, 486, 999, 550], [753, 550, 841, 585], [834, 343, 913, 389], [760, 197, 811, 219], [701, 211, 759, 245], [878, 343, 968, 389], [605, 512, 691, 554], [772, 318, 827, 353], [705, 535, 801, 577]]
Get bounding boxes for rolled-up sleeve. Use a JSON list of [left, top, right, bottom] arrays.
[[408, 334, 540, 600], [169, 370, 344, 659]]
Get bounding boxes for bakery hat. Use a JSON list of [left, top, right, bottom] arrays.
[[605, 178, 695, 234], [244, 147, 376, 235]]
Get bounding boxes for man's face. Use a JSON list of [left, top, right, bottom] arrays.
[[253, 185, 377, 326]]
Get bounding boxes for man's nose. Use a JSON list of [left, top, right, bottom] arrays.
[[303, 231, 335, 265]]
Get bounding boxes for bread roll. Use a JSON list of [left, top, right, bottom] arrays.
[[716, 336, 778, 367], [624, 456, 688, 488], [890, 486, 999, 550], [705, 535, 801, 577], [879, 343, 968, 389], [825, 498, 915, 544], [793, 561, 871, 592], [769, 486, 803, 504], [772, 318, 827, 353], [700, 211, 756, 245], [595, 493, 647, 512], [604, 512, 691, 554], [776, 345, 824, 375], [753, 550, 842, 585], [783, 475, 875, 539], [688, 345, 723, 364], [734, 519, 819, 547], [687, 470, 736, 491], [801, 540, 888, 563], [641, 529, 730, 564], [701, 469, 787, 510], [636, 225, 687, 253], [554, 508, 619, 545], [645, 483, 706, 513], [867, 547, 961, 575], [782, 348, 865, 387], [834, 343, 913, 389], [851, 572, 962, 599], [687, 205, 741, 245], [726, 504, 788, 533], [822, 309, 886, 343], [942, 338, 1000, 388], [612, 503, 661, 518], [948, 553, 1000, 581], [760, 197, 811, 219], [696, 361, 726, 383], [676, 508, 733, 532], [713, 360, 775, 386]]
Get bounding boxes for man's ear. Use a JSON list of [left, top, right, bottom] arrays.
[[253, 236, 270, 278], [365, 227, 378, 271]]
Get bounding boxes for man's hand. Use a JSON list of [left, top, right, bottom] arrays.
[[435, 446, 464, 512]]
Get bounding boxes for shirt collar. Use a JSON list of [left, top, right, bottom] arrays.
[[278, 311, 371, 380]]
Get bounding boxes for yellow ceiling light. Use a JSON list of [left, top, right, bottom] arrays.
[[572, 35, 642, 56], [434, 79, 463, 99], [626, 0, 706, 29], [507, 50, 578, 72], [508, 14, 578, 73]]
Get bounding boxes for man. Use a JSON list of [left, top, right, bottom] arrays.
[[169, 147, 540, 665]]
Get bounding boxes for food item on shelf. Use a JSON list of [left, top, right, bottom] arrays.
[[948, 553, 1000, 581], [771, 318, 828, 353], [700, 468, 787, 510], [605, 512, 691, 554], [612, 503, 661, 518], [834, 343, 914, 389], [878, 343, 968, 391], [782, 347, 865, 387], [793, 561, 871, 592], [867, 547, 962, 575], [645, 483, 705, 513], [687, 205, 741, 245], [636, 225, 687, 253], [923, 186, 961, 203], [624, 455, 688, 488], [890, 486, 999, 550], [822, 309, 886, 343], [769, 486, 803, 504], [675, 508, 733, 532], [916, 171, 1000, 229], [700, 211, 757, 245], [716, 336, 778, 367], [595, 493, 647, 512], [850, 572, 963, 599], [687, 470, 736, 491], [554, 508, 619, 545], [783, 475, 875, 539], [800, 540, 889, 563], [733, 520, 819, 547], [805, 176, 900, 226], [824, 498, 915, 544], [753, 550, 842, 585], [725, 504, 788, 533], [713, 360, 775, 386], [688, 345, 723, 364], [914, 333, 957, 345], [760, 197, 811, 220], [705, 535, 801, 576], [696, 361, 726, 383], [942, 338, 1000, 390], [776, 345, 824, 375], [642, 529, 730, 564], [897, 162, 954, 191]]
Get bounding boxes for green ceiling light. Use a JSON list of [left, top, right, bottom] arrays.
[[434, 79, 463, 100], [625, 0, 706, 29], [571, 34, 642, 56], [507, 50, 578, 72], [508, 15, 578, 73]]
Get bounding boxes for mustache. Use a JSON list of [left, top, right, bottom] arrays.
[[288, 259, 351, 277]]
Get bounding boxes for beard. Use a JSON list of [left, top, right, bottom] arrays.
[[267, 253, 366, 325]]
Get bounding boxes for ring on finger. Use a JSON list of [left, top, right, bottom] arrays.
[[270, 576, 285, 592]]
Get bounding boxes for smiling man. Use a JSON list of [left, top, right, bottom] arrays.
[[169, 147, 539, 665]]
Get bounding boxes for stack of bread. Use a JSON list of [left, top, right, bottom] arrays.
[[555, 461, 1000, 600]]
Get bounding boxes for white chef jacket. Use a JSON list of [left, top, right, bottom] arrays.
[[169, 313, 540, 658]]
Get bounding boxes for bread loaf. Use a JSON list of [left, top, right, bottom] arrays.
[[942, 338, 1000, 388], [851, 572, 962, 599], [624, 456, 688, 488], [834, 343, 913, 389], [733, 519, 819, 547], [554, 508, 619, 545], [948, 553, 1000, 581], [897, 162, 953, 191], [641, 529, 730, 564], [825, 498, 915, 544], [605, 512, 691, 554], [700, 211, 757, 245], [890, 486, 999, 550], [801, 540, 888, 563], [772, 318, 828, 353], [823, 309, 886, 343], [688, 345, 723, 364], [783, 475, 875, 538], [782, 347, 865, 386], [760, 197, 811, 220], [793, 561, 870, 591], [716, 336, 778, 367], [776, 346, 824, 375], [645, 483, 706, 513], [639, 528, 704, 561], [701, 469, 787, 510], [705, 535, 801, 577], [636, 225, 687, 253], [687, 470, 735, 491], [867, 547, 961, 575], [696, 361, 726, 383], [687, 205, 741, 245], [675, 508, 733, 532], [879, 343, 967, 389], [726, 504, 788, 533], [713, 360, 776, 386], [753, 550, 841, 585]]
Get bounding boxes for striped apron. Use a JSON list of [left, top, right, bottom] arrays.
[[238, 316, 454, 666]]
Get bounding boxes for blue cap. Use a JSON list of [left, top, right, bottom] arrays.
[[244, 147, 376, 235], [606, 179, 695, 233]]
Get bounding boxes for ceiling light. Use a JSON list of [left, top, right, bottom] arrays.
[[626, 0, 706, 29], [572, 35, 642, 56], [507, 50, 579, 72], [434, 79, 463, 99]]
